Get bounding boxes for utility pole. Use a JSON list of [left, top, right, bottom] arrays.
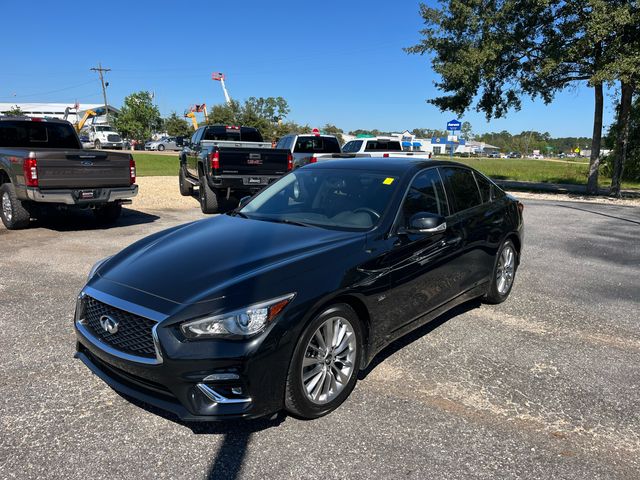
[[90, 63, 111, 124]]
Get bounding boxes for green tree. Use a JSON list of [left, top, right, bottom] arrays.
[[321, 124, 344, 144], [164, 112, 192, 138], [405, 0, 633, 195], [113, 91, 160, 142], [4, 105, 25, 116], [461, 121, 473, 140]]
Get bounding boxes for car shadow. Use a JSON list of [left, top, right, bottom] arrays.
[[28, 207, 160, 232], [113, 391, 285, 480], [359, 298, 483, 380]]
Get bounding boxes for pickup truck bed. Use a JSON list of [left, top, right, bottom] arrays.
[[0, 117, 137, 229], [179, 125, 291, 214]]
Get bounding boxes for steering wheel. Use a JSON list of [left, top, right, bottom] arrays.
[[353, 207, 381, 220]]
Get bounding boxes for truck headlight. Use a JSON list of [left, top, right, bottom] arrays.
[[87, 256, 112, 281], [180, 293, 295, 339]]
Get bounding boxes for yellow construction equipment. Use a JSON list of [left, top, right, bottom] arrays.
[[76, 110, 97, 132], [186, 112, 198, 130]]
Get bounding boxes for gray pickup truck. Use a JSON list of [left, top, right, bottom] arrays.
[[0, 116, 138, 229], [178, 125, 291, 214]]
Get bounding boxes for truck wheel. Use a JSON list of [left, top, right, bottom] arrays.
[[199, 176, 219, 214], [0, 183, 31, 230], [179, 166, 193, 196], [94, 140, 102, 150], [94, 203, 122, 223]]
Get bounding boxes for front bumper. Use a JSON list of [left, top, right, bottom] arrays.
[[73, 287, 289, 421], [26, 185, 138, 205]]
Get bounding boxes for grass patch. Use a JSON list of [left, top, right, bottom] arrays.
[[132, 152, 640, 190], [133, 153, 180, 176], [439, 157, 640, 190]]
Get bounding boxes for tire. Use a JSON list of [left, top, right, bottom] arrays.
[[198, 175, 219, 214], [179, 166, 193, 196], [0, 183, 31, 230], [94, 140, 102, 150], [285, 303, 363, 419], [483, 239, 518, 304], [157, 144, 165, 151], [93, 203, 122, 223]]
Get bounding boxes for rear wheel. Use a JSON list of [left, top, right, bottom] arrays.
[[0, 183, 31, 230], [285, 304, 362, 419], [94, 202, 122, 223], [179, 166, 193, 196], [198, 176, 219, 214], [483, 239, 518, 304]]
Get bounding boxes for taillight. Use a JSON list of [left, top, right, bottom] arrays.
[[383, 153, 390, 158], [129, 157, 136, 185], [287, 153, 293, 171], [210, 150, 220, 170], [23, 157, 38, 187]]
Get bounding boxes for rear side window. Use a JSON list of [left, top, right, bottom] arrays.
[[473, 172, 505, 203], [276, 136, 291, 150], [365, 140, 402, 151], [400, 168, 449, 226], [342, 140, 362, 153], [0, 121, 80, 149], [439, 167, 482, 212], [294, 136, 341, 154]]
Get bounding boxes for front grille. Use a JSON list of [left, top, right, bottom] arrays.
[[107, 134, 122, 142], [82, 296, 157, 358]]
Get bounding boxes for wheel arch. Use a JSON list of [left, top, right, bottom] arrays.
[[0, 168, 10, 185]]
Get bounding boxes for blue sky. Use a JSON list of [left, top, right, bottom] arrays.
[[0, 0, 617, 137]]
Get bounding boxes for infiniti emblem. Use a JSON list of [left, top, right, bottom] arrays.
[[99, 315, 119, 334]]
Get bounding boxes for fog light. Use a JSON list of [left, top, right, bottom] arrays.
[[231, 387, 243, 395]]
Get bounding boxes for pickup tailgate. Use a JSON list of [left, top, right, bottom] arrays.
[[217, 147, 289, 175], [33, 149, 132, 189]]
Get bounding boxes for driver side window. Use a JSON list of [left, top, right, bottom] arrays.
[[400, 169, 449, 227]]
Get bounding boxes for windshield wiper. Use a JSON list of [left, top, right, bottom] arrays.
[[259, 217, 314, 228], [229, 210, 249, 219]]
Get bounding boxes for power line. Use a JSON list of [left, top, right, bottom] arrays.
[[90, 63, 111, 123]]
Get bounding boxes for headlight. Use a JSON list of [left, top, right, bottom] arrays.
[[87, 256, 112, 281], [180, 293, 295, 339]]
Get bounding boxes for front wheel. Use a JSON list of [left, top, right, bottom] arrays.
[[483, 239, 518, 304], [157, 144, 165, 151], [179, 166, 193, 196], [285, 304, 363, 419], [94, 140, 102, 150]]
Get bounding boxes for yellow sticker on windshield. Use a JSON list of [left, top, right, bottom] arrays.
[[383, 177, 395, 185]]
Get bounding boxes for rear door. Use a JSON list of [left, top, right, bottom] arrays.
[[438, 166, 495, 291]]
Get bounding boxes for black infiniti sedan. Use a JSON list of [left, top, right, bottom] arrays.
[[74, 158, 524, 421]]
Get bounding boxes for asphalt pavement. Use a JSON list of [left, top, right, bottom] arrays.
[[1, 199, 639, 480]]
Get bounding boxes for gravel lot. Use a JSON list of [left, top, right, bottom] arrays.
[[1, 186, 639, 479]]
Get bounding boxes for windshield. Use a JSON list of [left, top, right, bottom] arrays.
[[240, 168, 399, 230], [95, 126, 114, 132]]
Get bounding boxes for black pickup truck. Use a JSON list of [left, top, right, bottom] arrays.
[[0, 117, 137, 229], [177, 125, 291, 213]]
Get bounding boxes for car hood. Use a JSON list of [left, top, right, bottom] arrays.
[[97, 215, 364, 305]]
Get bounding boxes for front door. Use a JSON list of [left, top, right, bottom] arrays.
[[375, 168, 463, 341]]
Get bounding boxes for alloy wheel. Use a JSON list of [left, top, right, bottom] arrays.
[[301, 316, 357, 405], [2, 192, 12, 222], [496, 244, 516, 295]]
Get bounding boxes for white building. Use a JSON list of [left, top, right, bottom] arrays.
[[0, 102, 120, 126]]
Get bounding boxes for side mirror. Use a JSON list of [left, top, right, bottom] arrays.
[[405, 212, 446, 235], [238, 196, 251, 209]]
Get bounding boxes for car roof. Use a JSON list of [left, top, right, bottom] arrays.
[[0, 116, 72, 125], [307, 157, 473, 175]]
